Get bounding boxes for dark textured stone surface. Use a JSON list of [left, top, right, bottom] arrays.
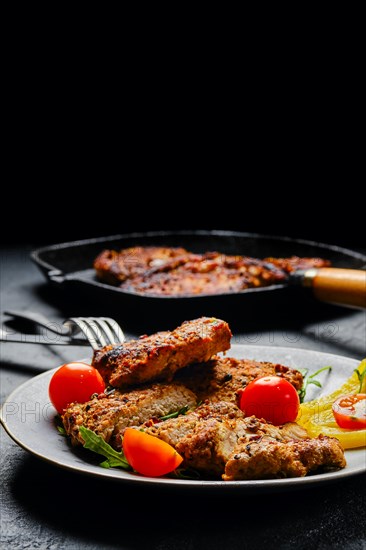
[[1, 245, 365, 549]]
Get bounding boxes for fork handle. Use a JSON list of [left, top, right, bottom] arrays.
[[0, 330, 90, 346], [4, 310, 71, 336]]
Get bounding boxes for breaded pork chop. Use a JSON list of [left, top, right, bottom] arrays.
[[142, 401, 346, 480], [223, 431, 346, 481], [176, 356, 303, 406], [62, 382, 197, 447], [62, 355, 302, 453], [142, 402, 245, 476], [92, 317, 232, 388]]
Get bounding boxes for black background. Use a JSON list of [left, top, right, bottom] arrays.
[[2, 132, 364, 252], [3, 68, 363, 251], [3, 182, 363, 250]]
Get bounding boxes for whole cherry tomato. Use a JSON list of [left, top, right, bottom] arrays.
[[239, 375, 300, 425], [49, 362, 105, 414]]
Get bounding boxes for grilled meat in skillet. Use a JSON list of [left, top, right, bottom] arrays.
[[118, 252, 285, 296], [94, 246, 187, 285], [263, 256, 331, 273], [94, 246, 331, 296]]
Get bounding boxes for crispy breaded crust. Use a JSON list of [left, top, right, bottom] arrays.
[[61, 310, 345, 481], [62, 382, 197, 447], [143, 402, 244, 476], [177, 356, 303, 406], [62, 354, 303, 452], [92, 317, 232, 388], [223, 434, 346, 480], [142, 402, 346, 480]]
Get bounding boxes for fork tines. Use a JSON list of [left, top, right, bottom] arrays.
[[64, 317, 125, 350]]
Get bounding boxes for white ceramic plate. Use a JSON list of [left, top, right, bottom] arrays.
[[1, 345, 365, 492]]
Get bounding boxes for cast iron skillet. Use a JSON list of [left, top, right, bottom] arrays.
[[31, 230, 366, 329]]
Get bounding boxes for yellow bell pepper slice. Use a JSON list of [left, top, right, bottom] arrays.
[[297, 358, 366, 449]]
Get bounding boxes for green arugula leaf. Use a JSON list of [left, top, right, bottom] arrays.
[[354, 366, 366, 393], [79, 426, 130, 469], [298, 366, 332, 403], [160, 405, 190, 421], [57, 425, 67, 436], [307, 379, 322, 388], [172, 467, 201, 479]]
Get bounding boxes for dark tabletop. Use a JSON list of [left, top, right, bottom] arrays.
[[1, 244, 365, 550]]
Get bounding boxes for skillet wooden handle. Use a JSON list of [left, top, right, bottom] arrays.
[[303, 268, 366, 309]]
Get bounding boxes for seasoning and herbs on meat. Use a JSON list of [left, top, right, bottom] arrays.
[[57, 317, 350, 481]]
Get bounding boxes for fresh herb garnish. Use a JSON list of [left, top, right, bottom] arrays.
[[79, 426, 130, 469], [160, 405, 190, 421], [55, 415, 67, 436], [57, 425, 67, 436], [298, 366, 332, 403], [354, 366, 366, 393], [172, 467, 201, 480]]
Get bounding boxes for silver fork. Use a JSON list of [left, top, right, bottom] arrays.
[[1, 311, 125, 350], [64, 317, 125, 350]]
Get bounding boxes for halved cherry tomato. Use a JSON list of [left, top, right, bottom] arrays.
[[122, 428, 183, 477], [239, 375, 300, 425], [332, 394, 366, 430], [49, 362, 105, 414]]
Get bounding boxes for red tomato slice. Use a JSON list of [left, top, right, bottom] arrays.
[[332, 394, 366, 430], [123, 428, 183, 477], [49, 362, 106, 414], [239, 375, 300, 425]]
